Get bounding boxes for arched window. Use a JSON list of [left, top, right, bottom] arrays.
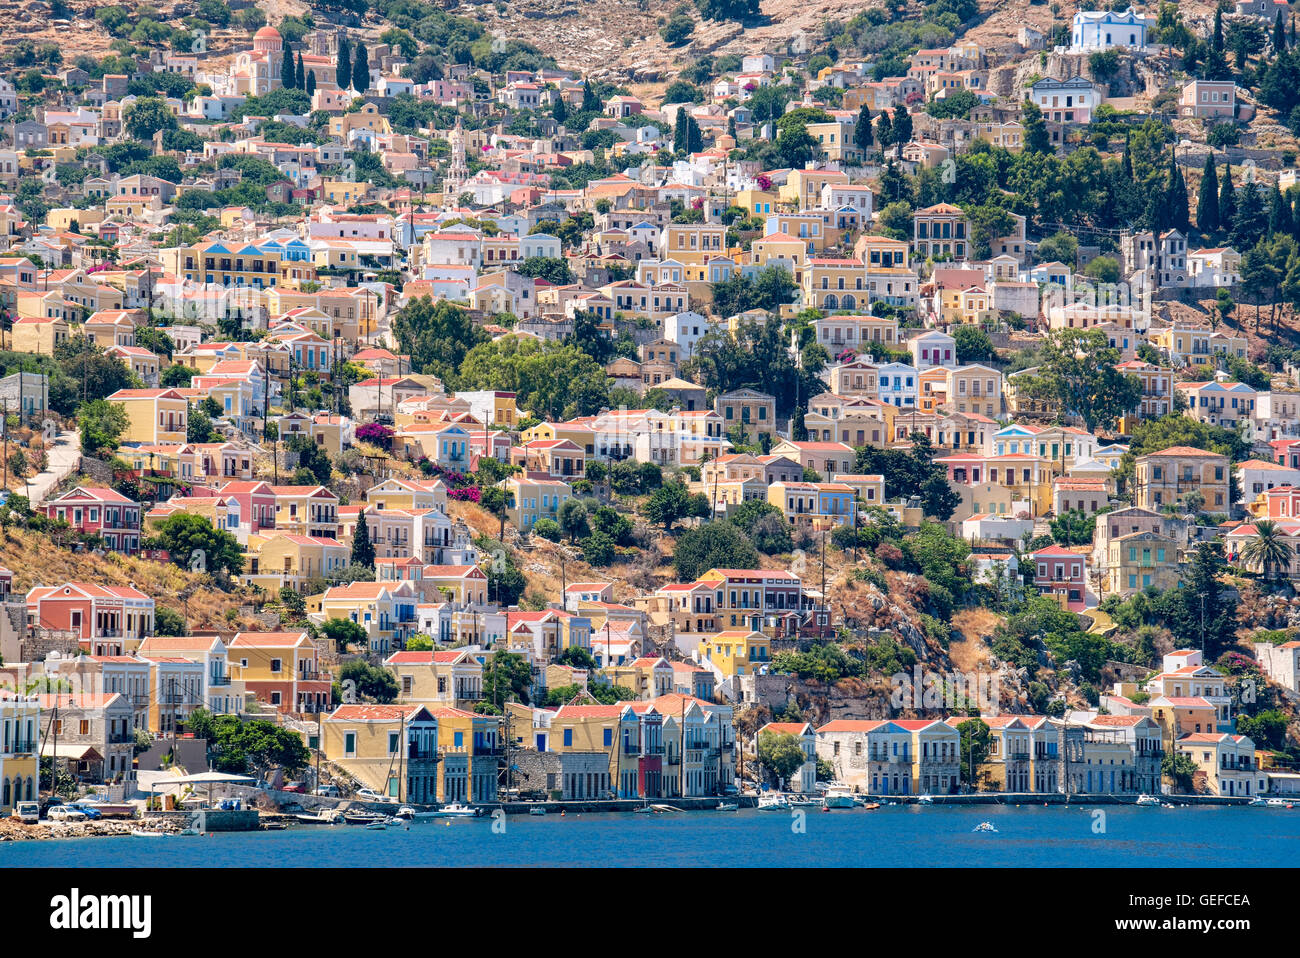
[[823, 294, 838, 309]]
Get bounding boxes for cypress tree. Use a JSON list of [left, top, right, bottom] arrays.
[[582, 78, 597, 111], [297, 50, 305, 91], [854, 103, 873, 152], [1219, 166, 1237, 233], [352, 43, 369, 92], [875, 109, 892, 149], [674, 106, 687, 152], [1291, 15, 1296, 48], [282, 43, 295, 90], [553, 93, 567, 124], [336, 35, 351, 90], [306, 65, 317, 97], [1270, 183, 1292, 236], [891, 104, 912, 155], [1167, 154, 1189, 233], [1213, 8, 1224, 52], [1198, 153, 1219, 235], [1277, 10, 1288, 52], [1122, 135, 1133, 180], [352, 510, 376, 568]]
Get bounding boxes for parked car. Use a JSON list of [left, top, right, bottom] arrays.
[[355, 788, 396, 803], [313, 784, 341, 797], [12, 801, 39, 824], [66, 802, 103, 820], [46, 806, 87, 823], [280, 782, 306, 794]]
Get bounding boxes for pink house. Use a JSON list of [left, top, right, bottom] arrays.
[[216, 480, 278, 537], [43, 487, 142, 553], [1032, 546, 1087, 611]]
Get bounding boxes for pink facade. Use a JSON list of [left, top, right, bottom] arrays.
[[1032, 546, 1086, 611], [44, 487, 141, 553]]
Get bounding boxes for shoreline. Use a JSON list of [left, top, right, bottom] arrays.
[[3, 792, 1290, 842]]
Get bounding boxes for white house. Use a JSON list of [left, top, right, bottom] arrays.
[[663, 310, 715, 358], [1069, 7, 1151, 52]]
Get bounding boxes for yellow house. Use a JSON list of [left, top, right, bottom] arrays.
[[0, 691, 39, 814], [320, 180, 373, 206], [750, 232, 807, 285], [328, 103, 392, 139], [227, 631, 331, 714], [660, 223, 727, 266], [322, 704, 441, 802], [165, 241, 282, 289], [698, 630, 771, 677], [430, 705, 499, 802], [502, 474, 573, 532], [736, 187, 781, 216], [10, 315, 70, 354], [108, 388, 188, 444], [385, 648, 485, 711], [241, 533, 350, 594], [363, 477, 448, 512], [779, 168, 850, 210], [520, 421, 596, 454]]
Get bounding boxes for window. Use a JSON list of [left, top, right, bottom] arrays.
[[269, 658, 282, 673]]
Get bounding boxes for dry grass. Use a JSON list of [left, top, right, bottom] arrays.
[[1, 528, 263, 632], [949, 608, 1003, 673]]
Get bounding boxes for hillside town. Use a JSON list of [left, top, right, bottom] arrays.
[[5, 0, 1300, 833]]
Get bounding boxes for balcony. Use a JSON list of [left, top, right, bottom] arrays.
[[1009, 751, 1031, 762], [209, 675, 231, 687], [9, 739, 36, 754], [407, 748, 441, 762], [473, 745, 504, 758]]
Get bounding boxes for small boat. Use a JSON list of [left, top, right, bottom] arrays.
[[432, 803, 480, 818], [1266, 798, 1295, 808], [294, 811, 342, 825], [823, 786, 856, 809], [860, 802, 881, 811], [529, 806, 548, 816], [790, 795, 823, 807], [636, 803, 683, 814], [261, 820, 288, 830], [394, 805, 440, 822], [757, 792, 791, 811], [130, 829, 166, 837], [1248, 796, 1269, 807], [365, 819, 388, 831], [973, 821, 998, 833], [715, 802, 738, 811], [1135, 794, 1161, 807], [344, 811, 389, 825], [177, 827, 201, 837], [916, 794, 935, 806]]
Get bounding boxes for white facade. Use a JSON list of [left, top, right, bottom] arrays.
[[1070, 7, 1150, 51]]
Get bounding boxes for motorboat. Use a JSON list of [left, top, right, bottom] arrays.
[[394, 805, 440, 822], [1135, 794, 1161, 807], [294, 810, 342, 825], [432, 803, 481, 818], [529, 806, 548, 816], [973, 821, 998, 833], [823, 786, 857, 809], [130, 829, 166, 837], [635, 803, 683, 814], [860, 802, 881, 811], [789, 795, 823, 807], [916, 794, 935, 806], [715, 802, 739, 811], [757, 792, 791, 811], [364, 819, 388, 831], [344, 810, 390, 826]]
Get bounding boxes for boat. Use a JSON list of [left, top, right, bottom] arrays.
[[973, 821, 998, 833], [916, 794, 935, 806], [1249, 796, 1269, 807], [177, 827, 201, 837], [432, 803, 481, 818], [529, 806, 548, 816], [343, 811, 390, 826], [130, 829, 166, 837], [823, 786, 857, 809], [789, 795, 823, 807], [860, 802, 881, 811], [394, 805, 440, 822], [1266, 798, 1295, 808], [261, 820, 288, 830], [757, 792, 791, 811], [1135, 794, 1161, 807], [294, 811, 342, 825], [364, 819, 388, 831], [715, 802, 738, 811]]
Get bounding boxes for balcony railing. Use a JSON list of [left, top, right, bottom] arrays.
[[209, 675, 231, 687], [407, 748, 441, 762], [473, 745, 504, 758], [1009, 751, 1031, 762], [9, 739, 35, 754]]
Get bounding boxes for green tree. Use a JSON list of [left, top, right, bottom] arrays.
[[351, 510, 376, 568], [282, 43, 296, 89], [953, 325, 995, 364], [642, 480, 709, 531], [1241, 519, 1292, 580], [392, 296, 488, 385], [482, 650, 533, 706], [1049, 509, 1096, 547], [77, 398, 129, 454], [955, 717, 991, 790], [672, 521, 760, 580], [1162, 751, 1199, 792], [124, 96, 178, 140], [1022, 100, 1050, 154], [757, 730, 807, 786], [1198, 152, 1220, 235], [208, 716, 310, 777], [321, 617, 367, 652], [854, 104, 873, 152], [351, 42, 369, 92], [149, 513, 244, 577], [154, 605, 187, 637], [336, 34, 351, 89], [338, 660, 398, 702], [1021, 327, 1142, 431]]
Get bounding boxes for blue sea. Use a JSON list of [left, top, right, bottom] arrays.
[[6, 803, 1298, 867]]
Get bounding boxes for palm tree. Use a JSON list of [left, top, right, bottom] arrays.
[[1241, 519, 1292, 581]]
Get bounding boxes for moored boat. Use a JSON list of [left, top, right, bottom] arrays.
[[823, 786, 856, 809]]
